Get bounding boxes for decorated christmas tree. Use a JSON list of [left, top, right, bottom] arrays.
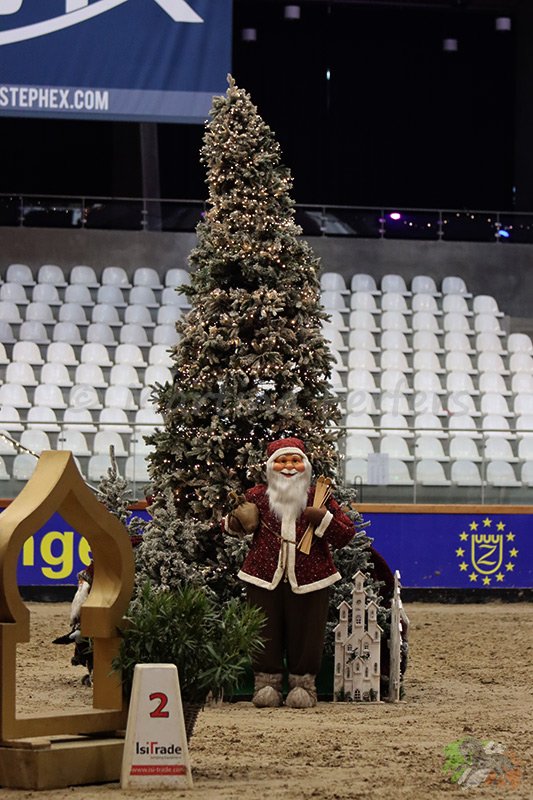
[[135, 78, 381, 622]]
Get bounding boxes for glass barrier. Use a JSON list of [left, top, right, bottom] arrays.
[[1, 193, 532, 242]]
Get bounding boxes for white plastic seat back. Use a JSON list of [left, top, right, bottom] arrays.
[[97, 285, 126, 307], [479, 373, 509, 396], [75, 362, 107, 387], [13, 453, 38, 481], [110, 363, 142, 387], [381, 369, 411, 394], [345, 412, 378, 437], [347, 369, 378, 393], [0, 384, 30, 408], [63, 407, 97, 432], [6, 263, 34, 285], [64, 284, 94, 307], [348, 329, 378, 352], [381, 311, 409, 332], [477, 352, 507, 374], [381, 293, 409, 313], [0, 282, 29, 305], [476, 332, 505, 354], [380, 412, 412, 438], [350, 292, 378, 313], [380, 435, 412, 460], [47, 341, 77, 365], [52, 321, 84, 344], [350, 274, 378, 294], [125, 305, 155, 327], [0, 322, 16, 343], [120, 324, 149, 346], [443, 312, 471, 334], [20, 429, 51, 453], [0, 407, 23, 431], [148, 345, 173, 367], [70, 265, 99, 287], [57, 429, 91, 456], [133, 267, 163, 289], [59, 303, 89, 326], [5, 362, 37, 386], [446, 351, 474, 373], [414, 371, 444, 395], [105, 385, 137, 410], [413, 391, 443, 416], [99, 407, 133, 433], [165, 268, 191, 288], [516, 415, 533, 438], [486, 460, 520, 487], [442, 294, 470, 315], [32, 284, 61, 306], [415, 436, 447, 461], [345, 390, 377, 415], [416, 459, 450, 485], [13, 341, 44, 364], [518, 438, 533, 460], [482, 414, 512, 439], [448, 393, 478, 417], [411, 294, 439, 314], [449, 437, 480, 461], [345, 435, 375, 458], [145, 366, 172, 389], [41, 362, 73, 387], [411, 311, 440, 333], [451, 460, 482, 485], [381, 274, 409, 295], [411, 275, 439, 295], [445, 333, 474, 354], [130, 286, 158, 308], [322, 310, 348, 331], [92, 304, 121, 326], [348, 349, 378, 372], [80, 342, 112, 366], [381, 330, 410, 352], [0, 343, 9, 365], [87, 322, 117, 345], [153, 325, 179, 346], [449, 415, 481, 438], [320, 291, 347, 311], [514, 394, 533, 416], [512, 373, 533, 394], [93, 430, 128, 457], [480, 393, 511, 418], [161, 287, 190, 307], [0, 301, 22, 323], [473, 295, 501, 315], [381, 393, 411, 416], [345, 458, 368, 483], [442, 276, 470, 296], [388, 459, 413, 484], [125, 455, 150, 483], [474, 314, 504, 336], [323, 327, 347, 352], [414, 413, 446, 438], [115, 344, 147, 366], [27, 406, 60, 432], [413, 331, 440, 353], [101, 266, 130, 287], [510, 353, 533, 373], [26, 302, 55, 324], [349, 310, 378, 332], [70, 382, 103, 410], [507, 333, 533, 354], [88, 454, 113, 481], [381, 350, 410, 373], [37, 264, 66, 286], [446, 371, 477, 395], [321, 272, 348, 293], [521, 462, 533, 485], [484, 437, 516, 462]]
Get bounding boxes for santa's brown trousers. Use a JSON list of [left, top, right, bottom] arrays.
[[246, 582, 329, 676]]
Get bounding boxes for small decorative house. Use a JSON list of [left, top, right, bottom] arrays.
[[333, 570, 382, 702]]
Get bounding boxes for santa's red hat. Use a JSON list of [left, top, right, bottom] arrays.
[[266, 437, 307, 467]]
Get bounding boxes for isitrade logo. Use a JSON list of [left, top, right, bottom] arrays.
[[0, 0, 203, 46]]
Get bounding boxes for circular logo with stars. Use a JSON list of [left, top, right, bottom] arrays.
[[455, 517, 518, 586]]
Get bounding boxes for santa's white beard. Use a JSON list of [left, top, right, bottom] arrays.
[[266, 460, 311, 521]]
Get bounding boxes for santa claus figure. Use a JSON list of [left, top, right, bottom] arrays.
[[226, 437, 355, 709]]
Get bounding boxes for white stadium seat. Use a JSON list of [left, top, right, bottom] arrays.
[[350, 274, 379, 294], [411, 312, 439, 334], [37, 264, 67, 286], [411, 275, 439, 295], [350, 292, 379, 313], [6, 263, 35, 286], [52, 321, 84, 345], [451, 460, 482, 486], [486, 461, 520, 487], [32, 283, 61, 306], [507, 333, 533, 354], [69, 265, 99, 287], [381, 274, 410, 295], [101, 266, 131, 287], [441, 276, 471, 297], [133, 267, 164, 289], [416, 459, 450, 486]]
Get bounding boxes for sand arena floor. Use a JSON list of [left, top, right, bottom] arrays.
[[4, 600, 532, 800]]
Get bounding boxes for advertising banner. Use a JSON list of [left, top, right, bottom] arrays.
[[0, 0, 231, 122], [11, 507, 533, 589]]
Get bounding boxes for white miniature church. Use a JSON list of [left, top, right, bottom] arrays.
[[333, 570, 382, 702]]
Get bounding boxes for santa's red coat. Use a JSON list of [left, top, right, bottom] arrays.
[[235, 484, 355, 594]]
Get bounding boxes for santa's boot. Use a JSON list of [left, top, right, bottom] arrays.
[[252, 672, 283, 708], [285, 673, 317, 708]]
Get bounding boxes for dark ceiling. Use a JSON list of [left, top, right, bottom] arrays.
[[238, 0, 524, 10]]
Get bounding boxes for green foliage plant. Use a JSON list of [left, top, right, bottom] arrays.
[[113, 582, 265, 704]]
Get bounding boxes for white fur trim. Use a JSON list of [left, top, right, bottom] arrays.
[[313, 509, 333, 539], [238, 570, 281, 590], [291, 571, 342, 594]]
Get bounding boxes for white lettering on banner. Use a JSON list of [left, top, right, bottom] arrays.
[[0, 0, 203, 46], [0, 84, 109, 111]]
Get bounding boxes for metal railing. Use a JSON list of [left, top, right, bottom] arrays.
[[1, 193, 533, 242]]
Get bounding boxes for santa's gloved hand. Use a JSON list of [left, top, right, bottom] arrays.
[[227, 501, 260, 535], [303, 506, 327, 526]]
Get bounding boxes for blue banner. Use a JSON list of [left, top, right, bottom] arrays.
[[367, 511, 532, 589], [0, 0, 231, 121], [11, 508, 533, 589]]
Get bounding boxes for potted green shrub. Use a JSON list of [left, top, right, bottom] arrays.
[[113, 582, 265, 738]]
